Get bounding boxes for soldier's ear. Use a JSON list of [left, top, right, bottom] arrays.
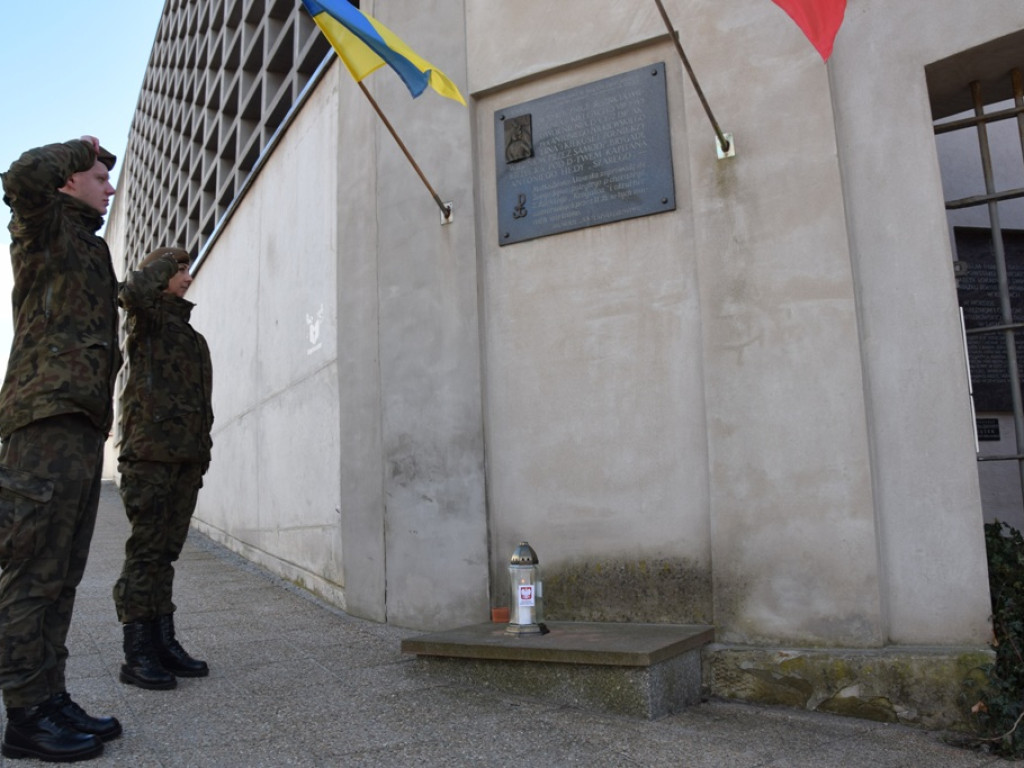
[[58, 174, 78, 196]]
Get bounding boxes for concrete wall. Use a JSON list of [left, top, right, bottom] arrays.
[[464, 0, 1024, 650], [135, 0, 1024, 656], [97, 0, 1024, 728], [188, 0, 490, 630], [829, 1, 1024, 645], [187, 71, 347, 606], [358, 0, 489, 629], [473, 43, 714, 626], [470, 0, 876, 646]]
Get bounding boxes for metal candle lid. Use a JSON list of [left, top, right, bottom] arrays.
[[509, 541, 538, 565]]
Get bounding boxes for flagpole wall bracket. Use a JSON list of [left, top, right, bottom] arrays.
[[441, 201, 454, 225], [716, 133, 735, 160]]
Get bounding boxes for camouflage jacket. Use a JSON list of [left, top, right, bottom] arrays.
[[118, 254, 214, 467], [0, 140, 122, 439]]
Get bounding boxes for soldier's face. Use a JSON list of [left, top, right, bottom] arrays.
[[61, 160, 115, 215], [165, 263, 193, 298]]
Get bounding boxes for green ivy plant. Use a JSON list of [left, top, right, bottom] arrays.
[[964, 520, 1024, 757]]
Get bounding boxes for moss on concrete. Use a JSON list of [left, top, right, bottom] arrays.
[[703, 645, 994, 730], [542, 557, 712, 624]]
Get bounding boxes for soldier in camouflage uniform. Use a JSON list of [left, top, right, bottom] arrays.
[[0, 137, 122, 762], [114, 247, 213, 691]]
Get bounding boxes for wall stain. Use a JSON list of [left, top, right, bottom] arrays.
[[542, 557, 712, 624]]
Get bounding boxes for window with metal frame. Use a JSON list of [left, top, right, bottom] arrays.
[[934, 63, 1024, 526]]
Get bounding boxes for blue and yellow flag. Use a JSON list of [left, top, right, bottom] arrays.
[[301, 0, 466, 105]]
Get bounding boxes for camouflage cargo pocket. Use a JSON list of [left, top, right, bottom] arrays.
[[0, 465, 55, 562]]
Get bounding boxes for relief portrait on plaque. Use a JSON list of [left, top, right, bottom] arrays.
[[504, 114, 533, 163]]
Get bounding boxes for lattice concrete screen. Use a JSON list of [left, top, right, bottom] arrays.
[[121, 0, 331, 262]]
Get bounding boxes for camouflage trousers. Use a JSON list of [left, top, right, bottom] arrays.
[[113, 461, 202, 624], [0, 414, 105, 709]]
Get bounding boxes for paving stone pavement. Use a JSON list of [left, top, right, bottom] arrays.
[[0, 482, 1010, 767]]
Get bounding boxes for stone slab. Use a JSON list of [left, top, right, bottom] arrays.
[[401, 622, 715, 719], [401, 621, 714, 666]]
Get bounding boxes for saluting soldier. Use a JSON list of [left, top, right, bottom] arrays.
[[114, 247, 213, 691], [0, 137, 123, 762]]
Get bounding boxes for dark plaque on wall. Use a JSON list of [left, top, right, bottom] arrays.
[[956, 227, 1024, 412], [494, 62, 676, 246], [976, 417, 1000, 441]]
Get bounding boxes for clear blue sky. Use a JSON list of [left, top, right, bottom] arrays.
[[0, 1, 165, 365]]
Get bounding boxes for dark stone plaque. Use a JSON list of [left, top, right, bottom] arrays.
[[956, 227, 1024, 412], [976, 417, 1000, 441], [494, 62, 676, 246]]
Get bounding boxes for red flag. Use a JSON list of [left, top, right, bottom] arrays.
[[770, 0, 846, 60]]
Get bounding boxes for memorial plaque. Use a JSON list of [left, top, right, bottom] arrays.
[[494, 62, 676, 246], [956, 227, 1024, 412], [976, 417, 1000, 442]]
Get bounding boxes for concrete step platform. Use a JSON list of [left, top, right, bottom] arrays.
[[401, 621, 715, 719]]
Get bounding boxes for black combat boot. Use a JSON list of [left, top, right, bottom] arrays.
[[153, 613, 209, 677], [2, 699, 103, 762], [49, 693, 122, 742], [120, 621, 176, 689]]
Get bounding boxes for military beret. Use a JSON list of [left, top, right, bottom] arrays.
[[96, 145, 116, 171], [139, 247, 190, 269]]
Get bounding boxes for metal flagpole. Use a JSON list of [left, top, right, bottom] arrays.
[[652, 0, 733, 157], [357, 81, 453, 221]]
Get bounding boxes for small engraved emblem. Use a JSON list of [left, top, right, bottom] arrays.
[[512, 193, 528, 219]]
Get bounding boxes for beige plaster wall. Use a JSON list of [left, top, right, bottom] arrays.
[[472, 42, 714, 625], [829, 1, 1024, 644], [188, 2, 491, 628], [136, 0, 1019, 650], [364, 0, 490, 629], [467, 0, 879, 642], [188, 71, 346, 607], [466, 0, 1004, 646]]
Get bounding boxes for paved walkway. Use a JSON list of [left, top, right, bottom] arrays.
[[1, 482, 1008, 767]]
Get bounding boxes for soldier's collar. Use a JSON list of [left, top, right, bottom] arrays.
[[61, 193, 105, 232]]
